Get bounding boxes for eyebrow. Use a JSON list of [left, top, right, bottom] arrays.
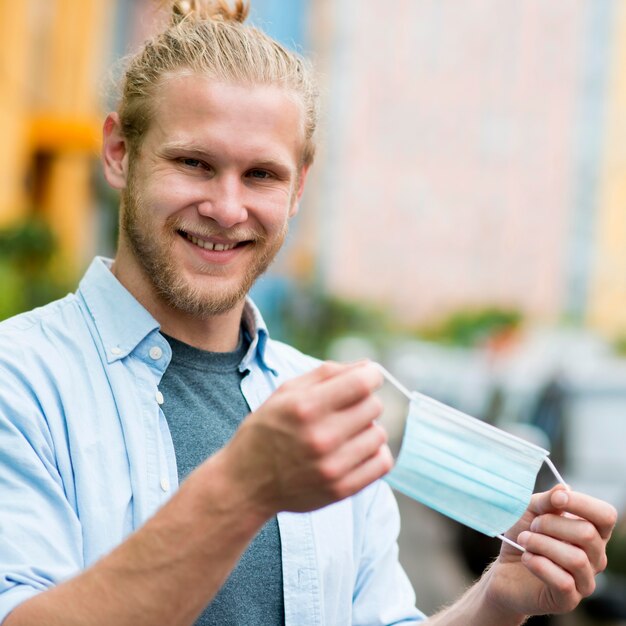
[[160, 141, 211, 154]]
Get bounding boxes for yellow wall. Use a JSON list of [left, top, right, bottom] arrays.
[[588, 1, 626, 336], [0, 0, 111, 275], [0, 1, 31, 224]]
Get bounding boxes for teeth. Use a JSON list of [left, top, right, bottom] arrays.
[[185, 233, 236, 251]]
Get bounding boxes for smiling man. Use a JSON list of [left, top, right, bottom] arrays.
[[0, 1, 617, 626], [109, 76, 305, 346]]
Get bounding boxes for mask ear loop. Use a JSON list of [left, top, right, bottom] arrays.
[[375, 364, 569, 554], [375, 364, 413, 401], [545, 456, 568, 487], [498, 534, 526, 552]]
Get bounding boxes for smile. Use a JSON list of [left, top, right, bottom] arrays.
[[183, 232, 239, 251]]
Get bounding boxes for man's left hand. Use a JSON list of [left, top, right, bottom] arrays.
[[485, 486, 618, 618]]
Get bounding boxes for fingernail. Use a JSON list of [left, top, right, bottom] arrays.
[[553, 490, 569, 507], [530, 518, 539, 532], [517, 531, 531, 547]]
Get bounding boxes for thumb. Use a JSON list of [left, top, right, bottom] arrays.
[[528, 485, 570, 516]]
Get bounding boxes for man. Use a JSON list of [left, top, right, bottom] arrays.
[[0, 1, 616, 624]]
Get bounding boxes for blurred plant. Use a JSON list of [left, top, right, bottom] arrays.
[[277, 286, 391, 359], [612, 335, 626, 357], [419, 307, 522, 347], [0, 218, 70, 321], [272, 286, 525, 357]]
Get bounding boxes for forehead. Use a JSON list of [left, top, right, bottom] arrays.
[[144, 73, 305, 165]]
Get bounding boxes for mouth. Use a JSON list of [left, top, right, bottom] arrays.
[[178, 230, 250, 252]]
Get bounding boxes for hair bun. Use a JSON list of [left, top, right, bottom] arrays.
[[170, 0, 249, 24]]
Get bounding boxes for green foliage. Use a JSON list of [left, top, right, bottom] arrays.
[[278, 288, 390, 359], [420, 307, 522, 347], [275, 288, 524, 357], [0, 219, 70, 321], [613, 334, 626, 357]]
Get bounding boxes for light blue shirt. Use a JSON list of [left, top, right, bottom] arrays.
[[0, 257, 424, 625]]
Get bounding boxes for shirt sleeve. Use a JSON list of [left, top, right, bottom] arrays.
[[0, 365, 84, 622], [352, 480, 427, 625]]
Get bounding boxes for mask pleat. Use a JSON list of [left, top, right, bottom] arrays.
[[385, 394, 551, 537]]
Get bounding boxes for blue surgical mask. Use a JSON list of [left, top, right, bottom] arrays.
[[377, 366, 565, 551]]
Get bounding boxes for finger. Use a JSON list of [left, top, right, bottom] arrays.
[[285, 361, 348, 389], [529, 514, 607, 573], [302, 395, 385, 459], [313, 362, 383, 412], [330, 443, 394, 500], [528, 486, 570, 516], [325, 393, 385, 446], [293, 359, 374, 388], [530, 488, 617, 540], [519, 551, 581, 613], [317, 422, 389, 481], [518, 530, 596, 597]]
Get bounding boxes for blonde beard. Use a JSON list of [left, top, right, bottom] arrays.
[[120, 180, 288, 318]]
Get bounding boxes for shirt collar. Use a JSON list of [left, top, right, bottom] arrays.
[[78, 256, 276, 372], [241, 298, 276, 375], [78, 257, 160, 363]]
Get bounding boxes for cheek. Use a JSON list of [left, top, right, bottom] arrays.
[[250, 190, 295, 229], [142, 180, 195, 219], [258, 205, 291, 236]]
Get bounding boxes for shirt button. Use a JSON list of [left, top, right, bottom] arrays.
[[149, 346, 163, 360], [156, 390, 164, 405], [160, 477, 170, 492], [110, 347, 122, 356]]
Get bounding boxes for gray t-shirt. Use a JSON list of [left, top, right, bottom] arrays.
[[159, 333, 284, 625]]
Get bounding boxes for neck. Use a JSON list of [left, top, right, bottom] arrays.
[[111, 250, 246, 353], [157, 306, 245, 353]]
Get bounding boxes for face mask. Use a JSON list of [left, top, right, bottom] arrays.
[[377, 366, 565, 552]]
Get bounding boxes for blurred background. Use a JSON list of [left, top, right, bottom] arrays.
[[1, 0, 626, 623]]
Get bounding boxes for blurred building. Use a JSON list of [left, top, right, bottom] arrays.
[[4, 0, 626, 340], [304, 0, 626, 338], [0, 0, 113, 275]]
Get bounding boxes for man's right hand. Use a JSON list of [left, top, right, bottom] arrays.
[[4, 361, 392, 626], [218, 361, 393, 518]]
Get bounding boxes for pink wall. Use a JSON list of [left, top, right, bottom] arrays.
[[314, 0, 586, 325]]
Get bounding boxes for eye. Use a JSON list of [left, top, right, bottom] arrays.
[[180, 158, 205, 168], [247, 169, 273, 180]]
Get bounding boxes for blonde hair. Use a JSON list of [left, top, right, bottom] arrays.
[[118, 0, 318, 166]]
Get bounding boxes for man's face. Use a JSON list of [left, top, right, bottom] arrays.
[[117, 74, 306, 317]]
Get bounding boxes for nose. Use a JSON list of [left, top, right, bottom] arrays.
[[197, 174, 248, 229]]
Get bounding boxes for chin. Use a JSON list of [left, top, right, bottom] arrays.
[[159, 278, 247, 318]]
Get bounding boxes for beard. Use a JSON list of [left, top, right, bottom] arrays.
[[120, 175, 288, 318]]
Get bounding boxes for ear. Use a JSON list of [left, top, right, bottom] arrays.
[[102, 113, 129, 190], [289, 165, 310, 217]]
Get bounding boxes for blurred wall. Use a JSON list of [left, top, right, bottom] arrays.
[[0, 2, 31, 226], [6, 0, 626, 339], [0, 0, 114, 275], [306, 0, 626, 337], [588, 1, 626, 336]]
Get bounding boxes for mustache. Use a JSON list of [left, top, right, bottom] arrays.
[[168, 217, 267, 244]]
